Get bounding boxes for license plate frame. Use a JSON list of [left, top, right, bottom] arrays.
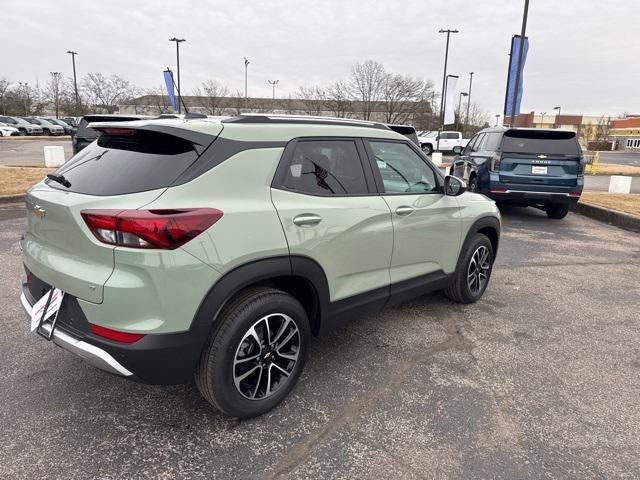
[[531, 165, 548, 175], [30, 288, 65, 340]]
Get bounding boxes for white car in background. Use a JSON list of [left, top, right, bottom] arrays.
[[0, 122, 20, 137], [418, 130, 470, 155]]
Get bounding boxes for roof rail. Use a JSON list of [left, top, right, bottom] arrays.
[[222, 113, 389, 130]]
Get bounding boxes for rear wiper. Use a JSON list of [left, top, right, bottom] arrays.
[[46, 173, 71, 188]]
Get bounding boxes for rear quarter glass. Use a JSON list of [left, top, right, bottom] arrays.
[[47, 130, 199, 196]]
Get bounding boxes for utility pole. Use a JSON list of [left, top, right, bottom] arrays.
[[18, 82, 29, 115], [465, 72, 474, 137], [509, 0, 529, 127], [495, 114, 501, 127], [553, 106, 561, 128], [243, 57, 250, 107], [268, 79, 279, 100], [66, 50, 80, 112], [169, 37, 186, 113], [540, 112, 546, 128], [437, 28, 459, 152], [50, 72, 62, 118], [457, 92, 468, 131]]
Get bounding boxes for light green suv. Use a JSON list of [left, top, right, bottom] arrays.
[[20, 114, 500, 418]]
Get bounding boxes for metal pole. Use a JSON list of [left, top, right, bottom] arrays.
[[437, 29, 458, 152], [169, 38, 186, 113], [509, 0, 529, 127], [67, 51, 79, 112], [268, 79, 279, 100], [51, 72, 62, 118], [465, 72, 473, 137]]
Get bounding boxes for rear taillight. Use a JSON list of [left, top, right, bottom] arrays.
[[81, 208, 223, 250], [90, 323, 145, 343], [490, 152, 502, 171], [569, 192, 581, 198]]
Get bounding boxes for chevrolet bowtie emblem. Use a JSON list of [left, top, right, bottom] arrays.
[[537, 154, 547, 159], [34, 205, 46, 218]]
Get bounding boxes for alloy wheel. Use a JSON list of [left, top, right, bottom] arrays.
[[233, 313, 300, 400], [467, 245, 491, 295]]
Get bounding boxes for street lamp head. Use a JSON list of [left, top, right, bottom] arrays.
[[461, 92, 468, 97], [553, 106, 561, 110], [244, 57, 250, 66], [169, 37, 186, 43], [66, 50, 77, 55], [439, 29, 459, 33]]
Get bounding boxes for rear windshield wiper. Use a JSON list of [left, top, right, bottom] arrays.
[[46, 173, 71, 188]]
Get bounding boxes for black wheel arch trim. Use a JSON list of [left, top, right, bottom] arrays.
[[460, 216, 501, 261]]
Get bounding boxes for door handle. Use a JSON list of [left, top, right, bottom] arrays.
[[395, 206, 414, 216], [293, 213, 322, 227]]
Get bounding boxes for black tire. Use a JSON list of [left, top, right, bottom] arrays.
[[195, 287, 310, 418], [468, 175, 478, 192], [422, 144, 433, 155], [18, 128, 27, 136], [445, 233, 494, 304], [546, 203, 569, 219], [44, 129, 51, 136]]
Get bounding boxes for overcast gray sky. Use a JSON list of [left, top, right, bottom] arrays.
[[3, 0, 638, 116]]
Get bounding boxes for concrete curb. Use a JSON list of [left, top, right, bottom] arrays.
[[570, 202, 640, 234], [0, 194, 25, 205]]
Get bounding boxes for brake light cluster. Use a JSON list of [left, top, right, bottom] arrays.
[[489, 152, 502, 171], [81, 208, 223, 250]]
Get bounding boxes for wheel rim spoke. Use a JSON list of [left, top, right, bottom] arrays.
[[233, 313, 300, 401], [467, 246, 491, 294]]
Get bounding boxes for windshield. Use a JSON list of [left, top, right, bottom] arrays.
[[37, 118, 53, 125], [421, 131, 437, 138], [502, 130, 581, 156], [13, 118, 31, 125]]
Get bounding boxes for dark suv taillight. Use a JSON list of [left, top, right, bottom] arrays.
[[490, 152, 502, 171], [81, 208, 223, 250]]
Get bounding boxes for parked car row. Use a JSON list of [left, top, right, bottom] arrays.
[[0, 115, 75, 136]]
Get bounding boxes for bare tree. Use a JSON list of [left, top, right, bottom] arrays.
[[349, 60, 386, 120], [295, 86, 325, 115], [324, 81, 353, 118], [0, 78, 10, 115], [464, 102, 491, 135], [143, 86, 172, 114], [81, 73, 134, 113], [43, 72, 64, 118], [380, 73, 429, 124], [191, 80, 230, 115]]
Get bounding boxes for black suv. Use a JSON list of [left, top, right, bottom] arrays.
[[450, 128, 584, 219]]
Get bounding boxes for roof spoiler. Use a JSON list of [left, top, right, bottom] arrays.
[[89, 122, 220, 155]]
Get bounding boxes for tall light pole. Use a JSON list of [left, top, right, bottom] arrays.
[[464, 72, 474, 137], [18, 82, 29, 115], [66, 50, 79, 112], [553, 105, 561, 128], [169, 37, 186, 113], [437, 28, 459, 152], [457, 92, 468, 130], [268, 79, 279, 100], [495, 114, 501, 127], [540, 111, 546, 128], [50, 72, 62, 118], [509, 0, 530, 127], [243, 57, 250, 98]]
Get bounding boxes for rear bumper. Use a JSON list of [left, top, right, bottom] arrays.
[[486, 189, 581, 205], [21, 277, 204, 384]]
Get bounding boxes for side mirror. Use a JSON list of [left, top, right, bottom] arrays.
[[452, 145, 463, 155], [444, 175, 467, 196]]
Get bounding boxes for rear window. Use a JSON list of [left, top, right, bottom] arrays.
[[46, 130, 198, 196], [502, 130, 580, 155]]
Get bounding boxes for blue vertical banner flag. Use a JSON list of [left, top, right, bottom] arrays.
[[163, 69, 177, 111], [504, 35, 529, 117]]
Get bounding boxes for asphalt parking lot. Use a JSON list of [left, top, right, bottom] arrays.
[[0, 202, 639, 479]]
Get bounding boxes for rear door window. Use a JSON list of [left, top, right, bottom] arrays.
[[502, 130, 580, 155], [482, 133, 503, 152], [279, 140, 369, 195], [47, 130, 199, 196]]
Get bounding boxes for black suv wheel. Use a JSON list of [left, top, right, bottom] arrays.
[[546, 203, 569, 219], [195, 287, 310, 418], [445, 233, 494, 303], [421, 144, 433, 155]]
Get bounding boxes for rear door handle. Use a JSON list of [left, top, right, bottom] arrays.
[[293, 213, 322, 227], [395, 206, 414, 216]]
